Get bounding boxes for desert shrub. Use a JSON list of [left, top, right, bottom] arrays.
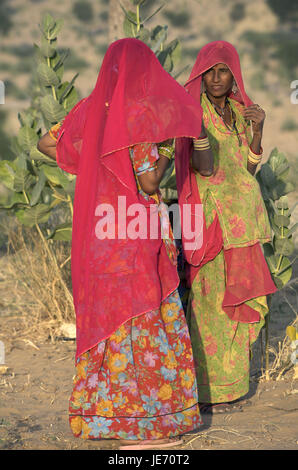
[[267, 0, 298, 25], [230, 2, 246, 22], [0, 0, 14, 36], [281, 118, 298, 132], [241, 30, 298, 80], [163, 10, 191, 28], [72, 1, 94, 23]]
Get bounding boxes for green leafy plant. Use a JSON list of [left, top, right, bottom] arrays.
[[0, 14, 77, 239], [256, 148, 297, 375], [120, 1, 183, 77], [73, 0, 94, 23], [0, 14, 79, 311]]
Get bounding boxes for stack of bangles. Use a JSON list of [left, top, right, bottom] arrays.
[[158, 145, 175, 160], [193, 136, 211, 151], [248, 146, 263, 166]]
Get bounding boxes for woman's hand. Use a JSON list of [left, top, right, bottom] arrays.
[[243, 104, 265, 136]]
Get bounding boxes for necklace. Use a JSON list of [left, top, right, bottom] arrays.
[[205, 93, 242, 147]]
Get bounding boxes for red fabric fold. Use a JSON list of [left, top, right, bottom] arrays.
[[175, 41, 277, 324], [56, 38, 203, 358], [222, 244, 277, 323], [175, 41, 253, 269]]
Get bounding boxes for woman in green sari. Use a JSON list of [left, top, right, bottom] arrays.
[[175, 41, 277, 413]]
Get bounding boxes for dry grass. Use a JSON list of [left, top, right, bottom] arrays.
[[0, 219, 75, 340], [259, 278, 298, 381]]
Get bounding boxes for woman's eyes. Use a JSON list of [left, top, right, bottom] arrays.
[[206, 68, 229, 74]]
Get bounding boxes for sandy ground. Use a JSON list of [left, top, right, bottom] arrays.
[[0, 301, 297, 451]]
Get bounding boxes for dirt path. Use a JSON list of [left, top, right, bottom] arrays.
[[0, 314, 297, 451]]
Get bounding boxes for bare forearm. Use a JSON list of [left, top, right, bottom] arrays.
[[192, 149, 214, 176], [247, 161, 257, 175], [250, 132, 262, 155], [37, 133, 57, 161], [138, 155, 170, 194]]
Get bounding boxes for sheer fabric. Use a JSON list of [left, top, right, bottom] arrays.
[[56, 38, 203, 358]]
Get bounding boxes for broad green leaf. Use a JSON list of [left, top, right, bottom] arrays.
[[15, 153, 28, 170], [0, 191, 27, 210], [274, 256, 293, 288], [30, 147, 57, 165], [17, 126, 39, 152], [268, 147, 287, 172], [58, 73, 78, 103], [13, 168, 36, 192], [30, 170, 46, 206], [270, 180, 293, 201], [57, 82, 71, 102], [260, 163, 276, 188], [274, 237, 295, 256], [158, 49, 173, 72], [123, 13, 138, 37], [40, 36, 56, 58], [264, 249, 280, 273], [64, 178, 76, 197], [34, 43, 47, 62], [10, 136, 23, 157], [276, 195, 289, 210], [18, 111, 34, 128], [63, 87, 78, 112], [137, 27, 151, 44], [168, 39, 181, 66], [41, 186, 52, 204], [0, 160, 16, 190], [48, 19, 64, 40], [42, 13, 56, 34], [273, 214, 290, 227], [15, 203, 52, 227], [52, 49, 69, 72], [37, 63, 60, 87], [151, 27, 168, 53], [47, 222, 72, 241], [151, 25, 168, 43], [40, 95, 66, 122], [41, 164, 70, 189]]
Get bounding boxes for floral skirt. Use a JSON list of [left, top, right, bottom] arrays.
[[69, 289, 202, 440], [187, 249, 268, 404]]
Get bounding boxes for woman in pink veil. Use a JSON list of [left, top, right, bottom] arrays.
[[175, 41, 276, 413], [37, 38, 204, 449]]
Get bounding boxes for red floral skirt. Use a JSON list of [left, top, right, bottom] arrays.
[[69, 289, 202, 440]]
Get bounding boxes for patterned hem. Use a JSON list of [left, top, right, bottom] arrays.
[[197, 376, 249, 404], [69, 403, 202, 440]]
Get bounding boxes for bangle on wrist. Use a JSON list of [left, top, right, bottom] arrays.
[[193, 136, 211, 151], [248, 146, 263, 165], [158, 145, 174, 160]]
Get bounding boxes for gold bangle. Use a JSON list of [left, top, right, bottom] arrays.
[[158, 145, 174, 160], [248, 147, 263, 165], [193, 137, 210, 151]]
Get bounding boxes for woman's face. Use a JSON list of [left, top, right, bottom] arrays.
[[203, 63, 234, 98]]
